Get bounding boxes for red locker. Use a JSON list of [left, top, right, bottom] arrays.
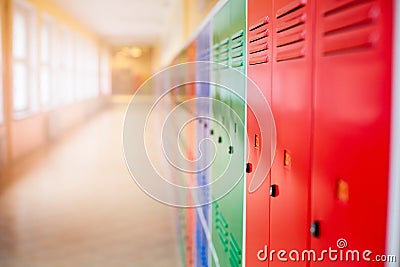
[[270, 0, 315, 266], [310, 0, 393, 266], [245, 0, 273, 266]]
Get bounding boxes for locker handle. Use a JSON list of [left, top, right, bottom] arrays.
[[310, 221, 321, 238], [270, 184, 279, 197], [246, 163, 253, 173]]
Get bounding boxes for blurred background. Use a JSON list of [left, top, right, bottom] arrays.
[[0, 0, 220, 266]]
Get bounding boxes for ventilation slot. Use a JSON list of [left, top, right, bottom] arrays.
[[200, 47, 210, 61], [213, 38, 230, 69], [215, 207, 229, 252], [322, 0, 380, 55], [229, 233, 242, 267], [276, 0, 307, 61], [230, 30, 245, 68], [212, 44, 220, 70], [249, 16, 270, 66], [277, 0, 306, 18]]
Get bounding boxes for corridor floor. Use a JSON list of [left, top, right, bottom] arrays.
[[0, 101, 180, 267]]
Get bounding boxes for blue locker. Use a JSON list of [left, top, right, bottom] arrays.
[[195, 22, 212, 267]]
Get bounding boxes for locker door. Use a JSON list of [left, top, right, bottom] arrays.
[[211, 3, 234, 267], [181, 44, 197, 267], [195, 22, 212, 267], [245, 0, 273, 266], [224, 0, 246, 266], [270, 0, 315, 266], [211, 0, 246, 266], [310, 1, 393, 266]]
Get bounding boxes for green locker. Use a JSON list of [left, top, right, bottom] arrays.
[[211, 0, 246, 266]]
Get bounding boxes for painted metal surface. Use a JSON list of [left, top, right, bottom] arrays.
[[211, 1, 246, 266], [245, 0, 273, 266], [310, 0, 393, 266], [195, 21, 212, 267], [167, 0, 396, 266], [269, 1, 315, 266]]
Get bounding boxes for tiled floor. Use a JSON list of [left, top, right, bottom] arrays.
[[0, 102, 180, 267]]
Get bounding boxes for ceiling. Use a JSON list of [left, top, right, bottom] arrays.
[[52, 0, 176, 46]]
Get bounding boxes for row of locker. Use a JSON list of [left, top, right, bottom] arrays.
[[156, 0, 396, 266]]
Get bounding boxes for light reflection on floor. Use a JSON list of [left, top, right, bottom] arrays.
[[0, 102, 180, 267]]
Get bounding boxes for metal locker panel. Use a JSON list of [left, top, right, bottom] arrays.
[[224, 2, 246, 267], [186, 41, 197, 267], [195, 22, 212, 267], [212, 2, 230, 129], [172, 45, 196, 267], [270, 0, 315, 266], [310, 0, 393, 266], [246, 0, 273, 266], [228, 0, 246, 127], [211, 1, 246, 266], [169, 52, 189, 267], [211, 4, 233, 267]]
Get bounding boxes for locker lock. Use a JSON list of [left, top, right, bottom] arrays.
[[210, 129, 214, 135], [269, 184, 279, 197], [246, 163, 253, 173], [218, 136, 222, 143], [310, 221, 321, 238], [228, 146, 234, 154]]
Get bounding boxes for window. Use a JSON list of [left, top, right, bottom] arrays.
[[89, 42, 99, 97], [63, 27, 75, 103], [75, 35, 85, 100], [100, 48, 111, 95], [40, 15, 53, 108], [12, 0, 38, 116]]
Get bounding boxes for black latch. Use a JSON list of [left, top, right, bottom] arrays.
[[270, 184, 279, 197], [310, 221, 321, 238], [246, 163, 252, 173]]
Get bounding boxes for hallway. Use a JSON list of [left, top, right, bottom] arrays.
[[0, 101, 180, 267]]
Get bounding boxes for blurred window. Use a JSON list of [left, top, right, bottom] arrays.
[[63, 27, 75, 103], [100, 48, 111, 95], [13, 0, 38, 116], [40, 15, 53, 107]]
